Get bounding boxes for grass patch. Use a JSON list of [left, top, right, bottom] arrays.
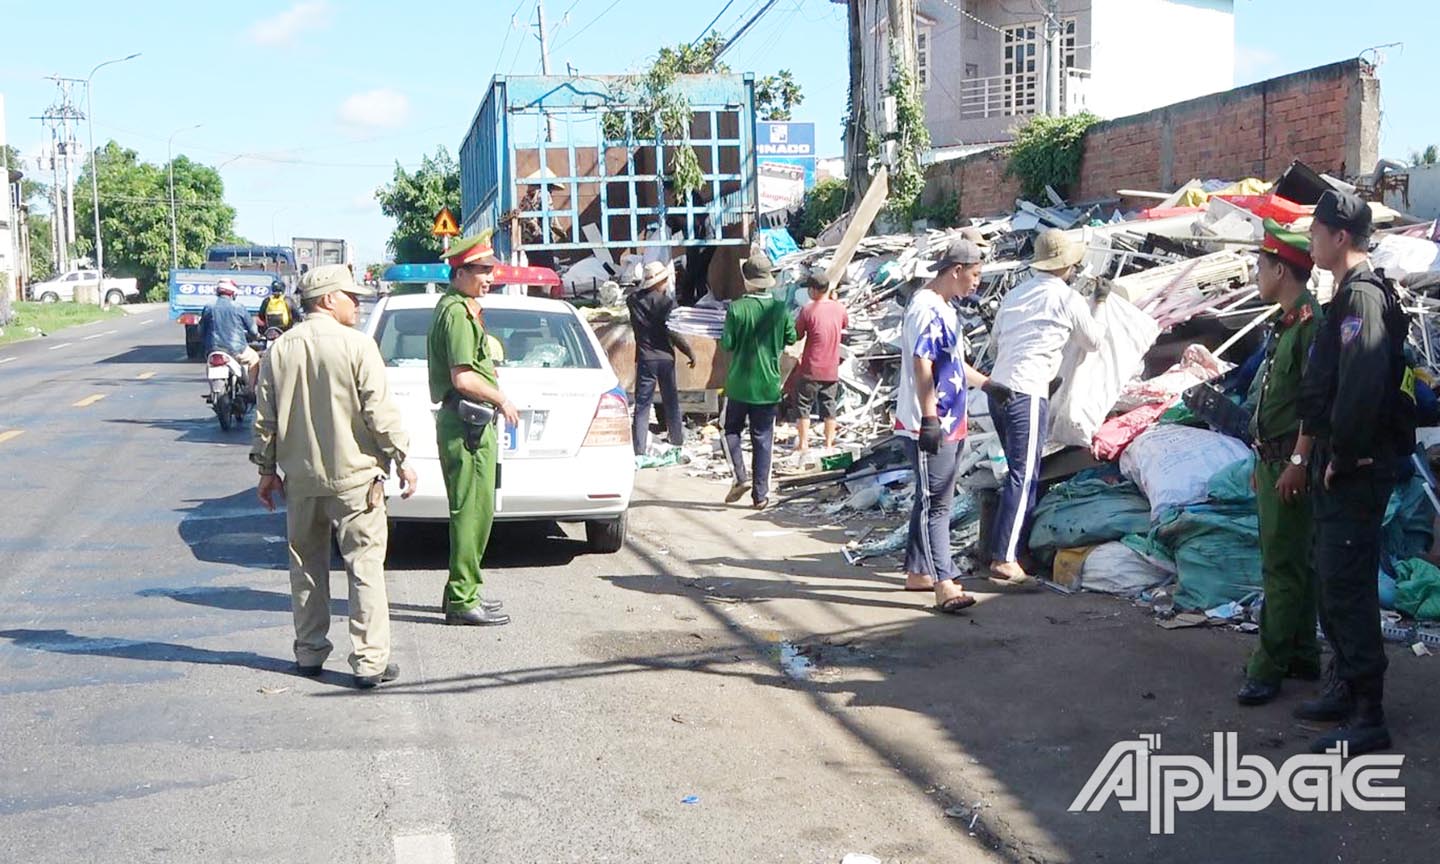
[[0, 302, 124, 346]]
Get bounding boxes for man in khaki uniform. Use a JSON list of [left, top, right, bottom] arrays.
[[251, 264, 417, 689]]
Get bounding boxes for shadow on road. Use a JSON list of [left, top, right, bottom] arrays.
[[177, 489, 287, 570], [97, 344, 190, 365], [386, 519, 588, 572], [107, 416, 252, 446], [136, 585, 451, 627]]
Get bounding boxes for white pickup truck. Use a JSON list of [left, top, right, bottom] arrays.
[[28, 269, 141, 306]]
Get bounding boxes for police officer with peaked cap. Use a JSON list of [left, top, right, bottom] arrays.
[[1295, 189, 1415, 755], [427, 231, 515, 626]]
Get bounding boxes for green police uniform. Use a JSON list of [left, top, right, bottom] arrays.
[[428, 235, 502, 613], [1247, 275, 1323, 685]]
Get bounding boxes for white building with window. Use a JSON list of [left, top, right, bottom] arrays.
[[904, 0, 1235, 149]]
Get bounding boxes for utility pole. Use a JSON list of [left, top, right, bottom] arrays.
[[845, 0, 870, 199], [534, 1, 556, 141], [36, 77, 86, 272], [1045, 0, 1062, 116]]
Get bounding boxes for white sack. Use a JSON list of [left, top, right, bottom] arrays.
[[1048, 295, 1161, 447], [1080, 542, 1173, 596], [1119, 424, 1252, 520]]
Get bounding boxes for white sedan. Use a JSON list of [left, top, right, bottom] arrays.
[[365, 291, 635, 552]]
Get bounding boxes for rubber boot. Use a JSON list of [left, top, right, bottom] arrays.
[[1293, 657, 1354, 722], [1309, 678, 1391, 755]]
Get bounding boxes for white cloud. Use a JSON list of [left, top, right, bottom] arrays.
[[247, 1, 334, 47], [337, 88, 411, 130]]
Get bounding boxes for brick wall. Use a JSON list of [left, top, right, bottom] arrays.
[[922, 59, 1379, 220]]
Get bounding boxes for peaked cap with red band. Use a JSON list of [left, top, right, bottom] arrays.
[[1260, 217, 1313, 271], [442, 229, 498, 268]]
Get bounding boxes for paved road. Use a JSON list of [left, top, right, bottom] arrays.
[[1, 314, 1435, 863]]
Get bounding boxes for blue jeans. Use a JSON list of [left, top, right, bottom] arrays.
[[902, 436, 962, 583], [723, 399, 777, 505], [988, 392, 1050, 564], [632, 357, 684, 456]]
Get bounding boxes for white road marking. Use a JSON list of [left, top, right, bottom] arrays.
[[0, 357, 16, 365], [47, 343, 72, 351], [0, 430, 23, 445], [73, 394, 107, 408], [82, 330, 118, 340], [392, 834, 457, 864], [136, 371, 156, 380]]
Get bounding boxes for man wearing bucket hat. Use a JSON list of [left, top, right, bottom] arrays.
[[1236, 219, 1323, 707], [720, 250, 797, 509], [251, 264, 416, 689], [985, 229, 1108, 587], [626, 261, 697, 456], [429, 231, 517, 627], [1295, 189, 1414, 755]]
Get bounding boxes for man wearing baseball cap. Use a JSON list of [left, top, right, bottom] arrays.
[[428, 231, 517, 627], [895, 236, 993, 614], [251, 263, 417, 689], [985, 229, 1107, 587], [1295, 189, 1413, 754], [200, 278, 261, 393], [1236, 219, 1323, 707]]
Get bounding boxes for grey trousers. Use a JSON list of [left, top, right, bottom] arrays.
[[902, 435, 962, 583]]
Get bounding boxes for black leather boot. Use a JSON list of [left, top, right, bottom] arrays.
[[1310, 678, 1391, 755], [1293, 658, 1354, 722]]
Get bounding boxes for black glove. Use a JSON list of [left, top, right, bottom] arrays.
[[1093, 280, 1113, 303], [919, 416, 943, 455], [982, 379, 1013, 407]]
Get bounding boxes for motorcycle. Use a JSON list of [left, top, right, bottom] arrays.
[[262, 326, 285, 351], [205, 350, 251, 431]]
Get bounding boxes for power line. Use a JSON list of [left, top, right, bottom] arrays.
[[554, 0, 625, 51], [692, 0, 737, 47], [713, 0, 782, 64], [491, 0, 530, 81]]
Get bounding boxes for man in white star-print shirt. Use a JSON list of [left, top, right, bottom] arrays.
[[895, 236, 1006, 614]]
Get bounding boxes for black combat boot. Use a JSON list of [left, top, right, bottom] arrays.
[[1293, 658, 1354, 722], [1309, 678, 1391, 755]]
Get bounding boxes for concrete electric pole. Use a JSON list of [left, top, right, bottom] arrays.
[[534, 1, 556, 141], [1045, 0, 1062, 116]]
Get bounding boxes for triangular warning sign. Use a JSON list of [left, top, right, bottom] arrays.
[[431, 206, 459, 237]]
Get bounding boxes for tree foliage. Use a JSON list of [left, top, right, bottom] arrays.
[[655, 33, 803, 123], [1411, 145, 1439, 168], [883, 60, 930, 217], [3, 146, 56, 283], [74, 141, 240, 293], [375, 147, 460, 264], [792, 177, 848, 241], [1005, 112, 1102, 203]]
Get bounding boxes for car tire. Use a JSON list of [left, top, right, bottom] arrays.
[[105, 290, 126, 307], [40, 292, 59, 304], [585, 512, 626, 554]]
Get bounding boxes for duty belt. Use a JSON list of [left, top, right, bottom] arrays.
[[1253, 432, 1299, 464]]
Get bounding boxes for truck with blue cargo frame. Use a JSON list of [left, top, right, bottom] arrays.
[[458, 74, 759, 295], [170, 245, 297, 359]]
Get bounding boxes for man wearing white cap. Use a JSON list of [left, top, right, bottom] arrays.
[[985, 229, 1108, 586], [627, 261, 697, 455]]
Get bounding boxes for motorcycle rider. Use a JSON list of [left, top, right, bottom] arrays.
[[258, 278, 303, 334], [200, 279, 261, 396]]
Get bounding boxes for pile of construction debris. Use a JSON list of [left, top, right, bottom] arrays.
[[645, 158, 1440, 642]]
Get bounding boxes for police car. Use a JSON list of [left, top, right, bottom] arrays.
[[364, 284, 634, 552]]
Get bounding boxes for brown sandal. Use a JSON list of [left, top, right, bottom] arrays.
[[937, 594, 977, 614]]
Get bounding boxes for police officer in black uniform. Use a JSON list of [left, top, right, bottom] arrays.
[[1296, 189, 1415, 755]]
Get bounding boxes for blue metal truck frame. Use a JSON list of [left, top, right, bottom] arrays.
[[458, 74, 759, 260]]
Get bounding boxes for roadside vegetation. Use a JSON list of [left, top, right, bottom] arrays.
[[0, 302, 123, 347]]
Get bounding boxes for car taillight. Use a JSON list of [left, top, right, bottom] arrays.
[[583, 389, 631, 447], [208, 354, 229, 367]]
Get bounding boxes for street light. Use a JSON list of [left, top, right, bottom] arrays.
[[85, 51, 140, 279], [168, 124, 203, 271]]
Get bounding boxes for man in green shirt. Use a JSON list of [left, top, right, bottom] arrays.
[[1237, 219, 1323, 706], [427, 231, 518, 626], [720, 251, 798, 508]]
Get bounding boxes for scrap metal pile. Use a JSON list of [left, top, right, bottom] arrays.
[[667, 160, 1440, 639]]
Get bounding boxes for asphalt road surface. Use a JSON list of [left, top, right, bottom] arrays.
[[1, 310, 1435, 863]]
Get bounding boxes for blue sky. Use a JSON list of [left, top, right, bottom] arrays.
[[1, 0, 1435, 265]]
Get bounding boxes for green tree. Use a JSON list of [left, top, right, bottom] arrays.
[[1005, 112, 1102, 203], [375, 147, 460, 263], [656, 33, 803, 122], [792, 177, 848, 241], [1410, 145, 1439, 168], [3, 146, 56, 284], [74, 141, 240, 295]]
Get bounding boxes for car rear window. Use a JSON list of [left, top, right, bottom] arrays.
[[375, 307, 601, 369]]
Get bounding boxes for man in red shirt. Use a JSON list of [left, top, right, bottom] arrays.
[[793, 274, 850, 454]]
